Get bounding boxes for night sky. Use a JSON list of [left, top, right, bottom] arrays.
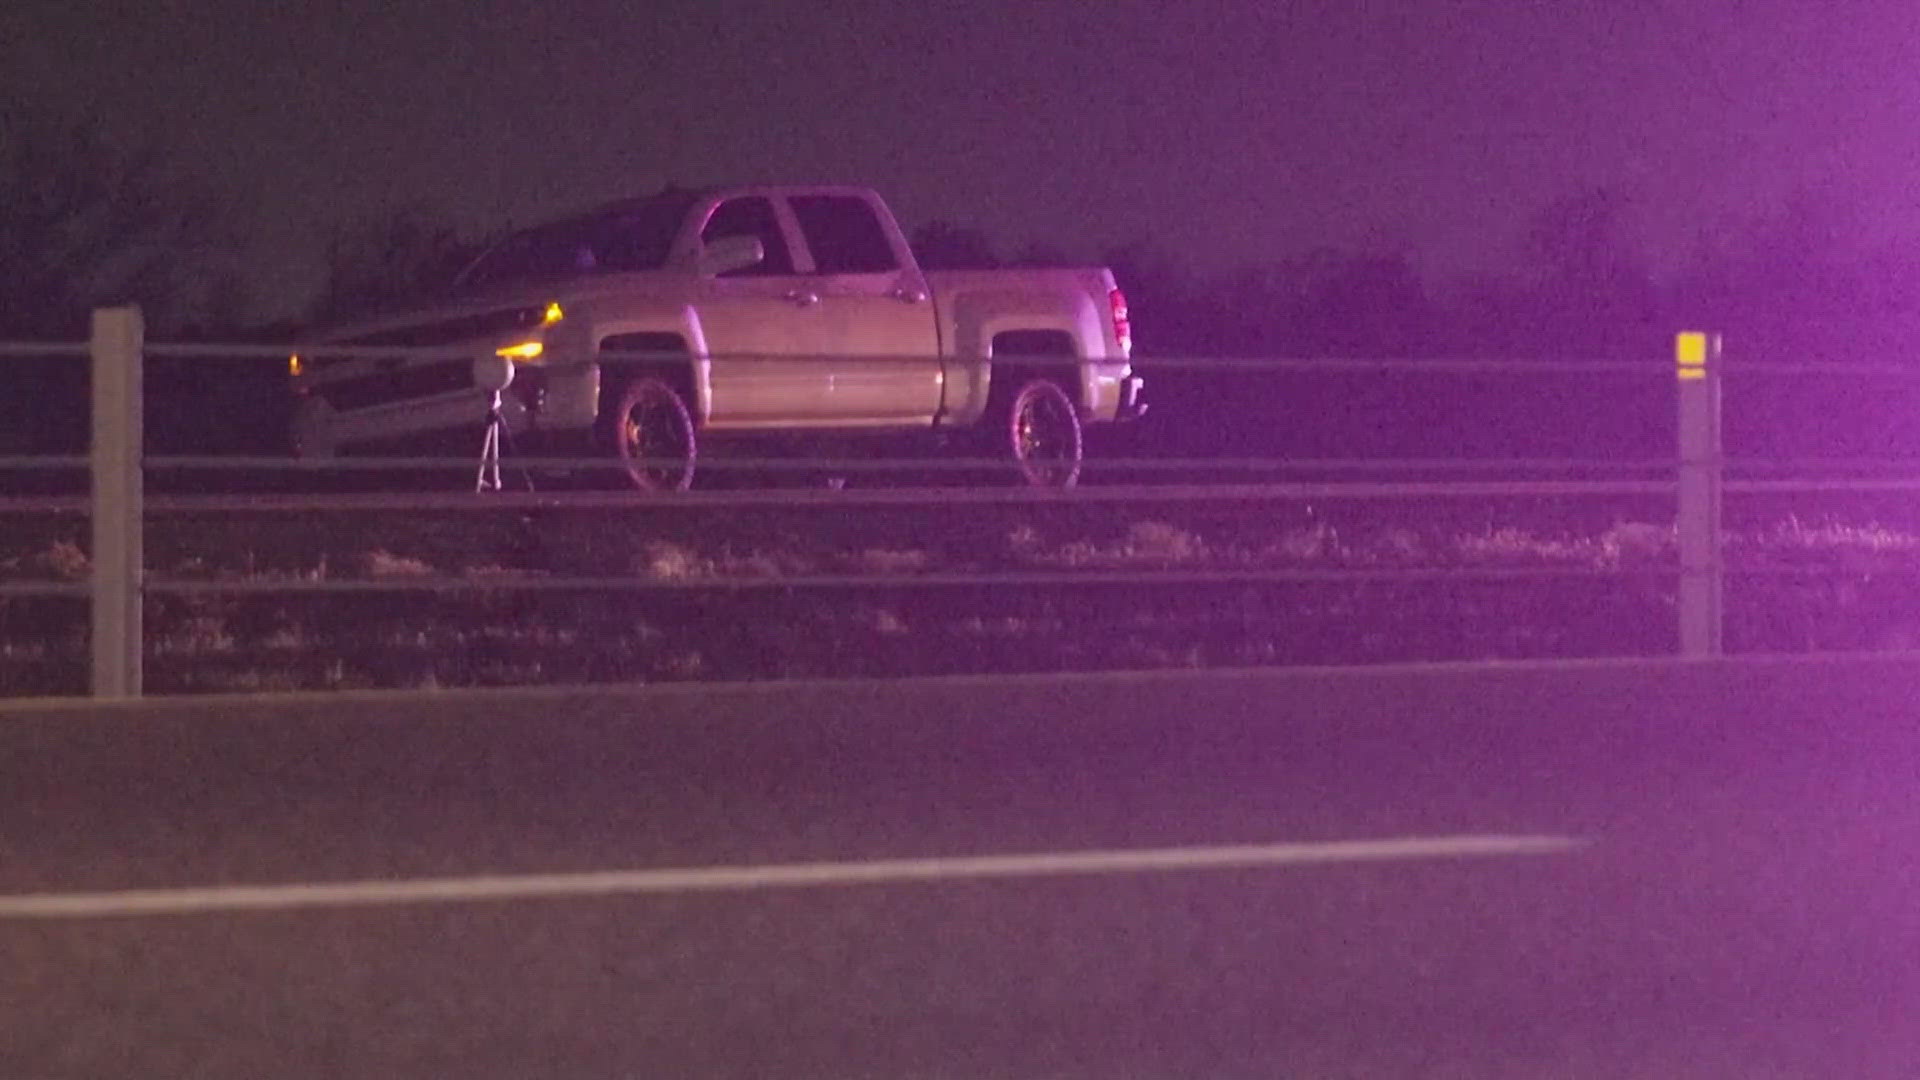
[[9, 0, 1919, 319]]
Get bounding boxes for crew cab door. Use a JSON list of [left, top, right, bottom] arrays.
[[785, 192, 943, 423], [691, 195, 835, 426]]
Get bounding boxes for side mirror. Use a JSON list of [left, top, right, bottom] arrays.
[[697, 235, 765, 277]]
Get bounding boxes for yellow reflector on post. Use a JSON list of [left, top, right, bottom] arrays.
[[1676, 331, 1709, 380], [288, 354, 303, 377]]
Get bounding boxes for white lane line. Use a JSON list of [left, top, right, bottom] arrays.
[[0, 834, 1584, 920]]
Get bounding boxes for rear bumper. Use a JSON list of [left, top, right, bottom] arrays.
[[1115, 375, 1148, 421]]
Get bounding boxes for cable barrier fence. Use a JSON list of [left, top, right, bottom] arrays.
[[4, 310, 1918, 697]]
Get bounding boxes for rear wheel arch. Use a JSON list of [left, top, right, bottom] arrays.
[[988, 329, 1079, 392]]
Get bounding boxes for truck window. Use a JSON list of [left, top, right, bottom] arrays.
[[789, 195, 899, 275], [700, 197, 794, 277]]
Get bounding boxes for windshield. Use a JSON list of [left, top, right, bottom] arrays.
[[452, 191, 700, 294]]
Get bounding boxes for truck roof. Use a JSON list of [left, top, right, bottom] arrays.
[[583, 183, 877, 216]]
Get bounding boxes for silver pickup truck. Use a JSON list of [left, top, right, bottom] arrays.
[[289, 185, 1144, 488]]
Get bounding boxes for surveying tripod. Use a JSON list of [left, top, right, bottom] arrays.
[[475, 391, 533, 493]]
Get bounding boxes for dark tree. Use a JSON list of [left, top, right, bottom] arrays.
[[1098, 242, 1197, 354], [1438, 188, 1661, 358], [1527, 188, 1639, 290], [1295, 248, 1432, 355], [1004, 242, 1071, 268], [1668, 190, 1920, 458], [309, 207, 491, 326], [0, 109, 216, 337], [1522, 187, 1658, 349], [908, 221, 1000, 270], [1673, 187, 1882, 329]]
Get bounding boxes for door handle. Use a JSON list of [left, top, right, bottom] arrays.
[[784, 290, 820, 307], [889, 286, 928, 304]]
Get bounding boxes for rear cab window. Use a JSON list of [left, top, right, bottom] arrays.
[[788, 194, 900, 275]]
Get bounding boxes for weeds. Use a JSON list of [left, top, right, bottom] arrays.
[[6, 506, 1920, 696]]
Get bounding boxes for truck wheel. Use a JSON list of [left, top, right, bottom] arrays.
[[1003, 379, 1082, 488], [609, 377, 695, 491]]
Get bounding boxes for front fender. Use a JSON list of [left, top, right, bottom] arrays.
[[554, 298, 713, 425]]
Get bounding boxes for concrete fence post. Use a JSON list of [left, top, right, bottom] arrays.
[[90, 306, 144, 697], [1675, 331, 1723, 659]]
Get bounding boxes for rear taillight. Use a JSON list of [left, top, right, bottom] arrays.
[[1109, 287, 1132, 357]]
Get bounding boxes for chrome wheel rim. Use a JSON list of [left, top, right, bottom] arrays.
[[622, 391, 689, 489], [1013, 388, 1078, 486]]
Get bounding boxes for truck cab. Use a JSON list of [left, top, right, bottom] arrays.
[[292, 185, 1143, 488]]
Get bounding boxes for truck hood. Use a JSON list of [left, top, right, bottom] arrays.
[[307, 273, 684, 349]]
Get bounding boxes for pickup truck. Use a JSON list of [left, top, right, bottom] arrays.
[[289, 185, 1144, 488]]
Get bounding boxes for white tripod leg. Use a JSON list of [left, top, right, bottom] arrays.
[[476, 392, 504, 493]]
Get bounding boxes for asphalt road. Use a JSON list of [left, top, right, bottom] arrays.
[[4, 658, 1919, 1077]]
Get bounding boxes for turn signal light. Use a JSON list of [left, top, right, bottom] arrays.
[[496, 341, 544, 360]]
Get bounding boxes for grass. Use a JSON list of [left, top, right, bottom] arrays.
[[1, 500, 1917, 697]]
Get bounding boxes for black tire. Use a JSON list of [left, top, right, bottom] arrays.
[[1000, 378, 1083, 488], [607, 377, 696, 491]]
